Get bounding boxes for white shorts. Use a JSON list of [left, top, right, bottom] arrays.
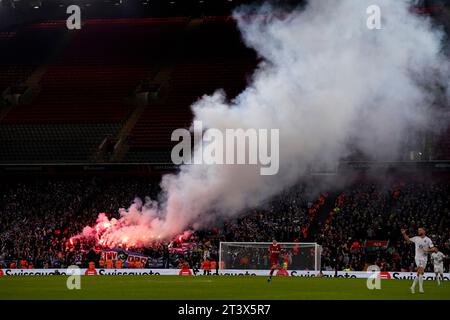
[[415, 257, 427, 269], [434, 265, 444, 274]]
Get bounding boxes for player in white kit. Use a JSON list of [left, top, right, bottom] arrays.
[[401, 227, 436, 294], [431, 249, 447, 286]]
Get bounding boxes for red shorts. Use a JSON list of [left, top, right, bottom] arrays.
[[270, 257, 280, 268], [179, 269, 192, 276]]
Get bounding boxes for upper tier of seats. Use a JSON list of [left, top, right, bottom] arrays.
[[1, 16, 449, 163], [123, 17, 258, 161], [0, 18, 190, 163], [2, 18, 189, 124], [0, 22, 65, 93]]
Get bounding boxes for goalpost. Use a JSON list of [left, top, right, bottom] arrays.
[[219, 242, 322, 271]]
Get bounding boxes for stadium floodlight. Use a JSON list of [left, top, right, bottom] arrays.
[[219, 242, 322, 271]]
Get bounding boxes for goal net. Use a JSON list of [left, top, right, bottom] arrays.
[[219, 242, 322, 271]]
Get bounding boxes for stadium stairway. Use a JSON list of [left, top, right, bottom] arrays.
[[105, 18, 195, 163], [120, 18, 199, 163], [104, 17, 190, 163], [1, 18, 187, 163], [0, 22, 67, 122], [123, 16, 258, 163], [8, 23, 76, 113], [23, 23, 74, 96], [306, 192, 338, 242], [108, 67, 174, 163]]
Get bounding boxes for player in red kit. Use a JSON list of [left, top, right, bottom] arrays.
[[267, 239, 282, 282]]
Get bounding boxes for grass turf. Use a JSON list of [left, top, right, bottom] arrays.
[[0, 275, 449, 300]]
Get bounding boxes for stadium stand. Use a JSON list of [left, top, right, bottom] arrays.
[[4, 18, 188, 124], [1, 16, 449, 163], [1, 18, 190, 163], [123, 17, 257, 162], [0, 23, 65, 93], [1, 177, 448, 272]]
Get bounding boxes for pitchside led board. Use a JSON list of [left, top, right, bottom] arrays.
[[1, 268, 449, 281]]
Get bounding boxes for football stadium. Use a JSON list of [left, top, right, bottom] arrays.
[[1, 0, 450, 308]]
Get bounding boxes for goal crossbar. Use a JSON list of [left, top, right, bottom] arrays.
[[219, 242, 321, 271]]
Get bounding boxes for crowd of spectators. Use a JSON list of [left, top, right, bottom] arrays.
[[0, 177, 449, 272], [317, 182, 450, 272], [0, 178, 160, 269], [0, 179, 94, 269], [222, 186, 313, 243]]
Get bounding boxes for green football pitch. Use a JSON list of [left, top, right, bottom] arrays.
[[0, 276, 449, 300]]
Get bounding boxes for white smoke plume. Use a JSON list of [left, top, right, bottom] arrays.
[[76, 0, 450, 247]]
